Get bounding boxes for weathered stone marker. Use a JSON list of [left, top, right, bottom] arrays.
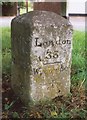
[[11, 11, 73, 105]]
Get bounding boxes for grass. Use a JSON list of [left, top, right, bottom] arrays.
[[1, 27, 11, 74], [71, 31, 85, 85], [2, 27, 11, 51], [0, 27, 2, 74], [1, 27, 86, 119]]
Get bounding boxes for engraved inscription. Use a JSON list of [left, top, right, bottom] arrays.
[[35, 37, 71, 48], [31, 37, 70, 75]]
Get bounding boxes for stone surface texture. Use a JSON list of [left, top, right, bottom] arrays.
[[11, 11, 73, 105]]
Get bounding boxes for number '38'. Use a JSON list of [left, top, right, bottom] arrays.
[[45, 49, 59, 59]]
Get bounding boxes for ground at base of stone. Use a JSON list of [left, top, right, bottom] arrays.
[[2, 74, 87, 119]]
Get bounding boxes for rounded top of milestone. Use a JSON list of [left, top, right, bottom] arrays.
[[11, 10, 72, 29]]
